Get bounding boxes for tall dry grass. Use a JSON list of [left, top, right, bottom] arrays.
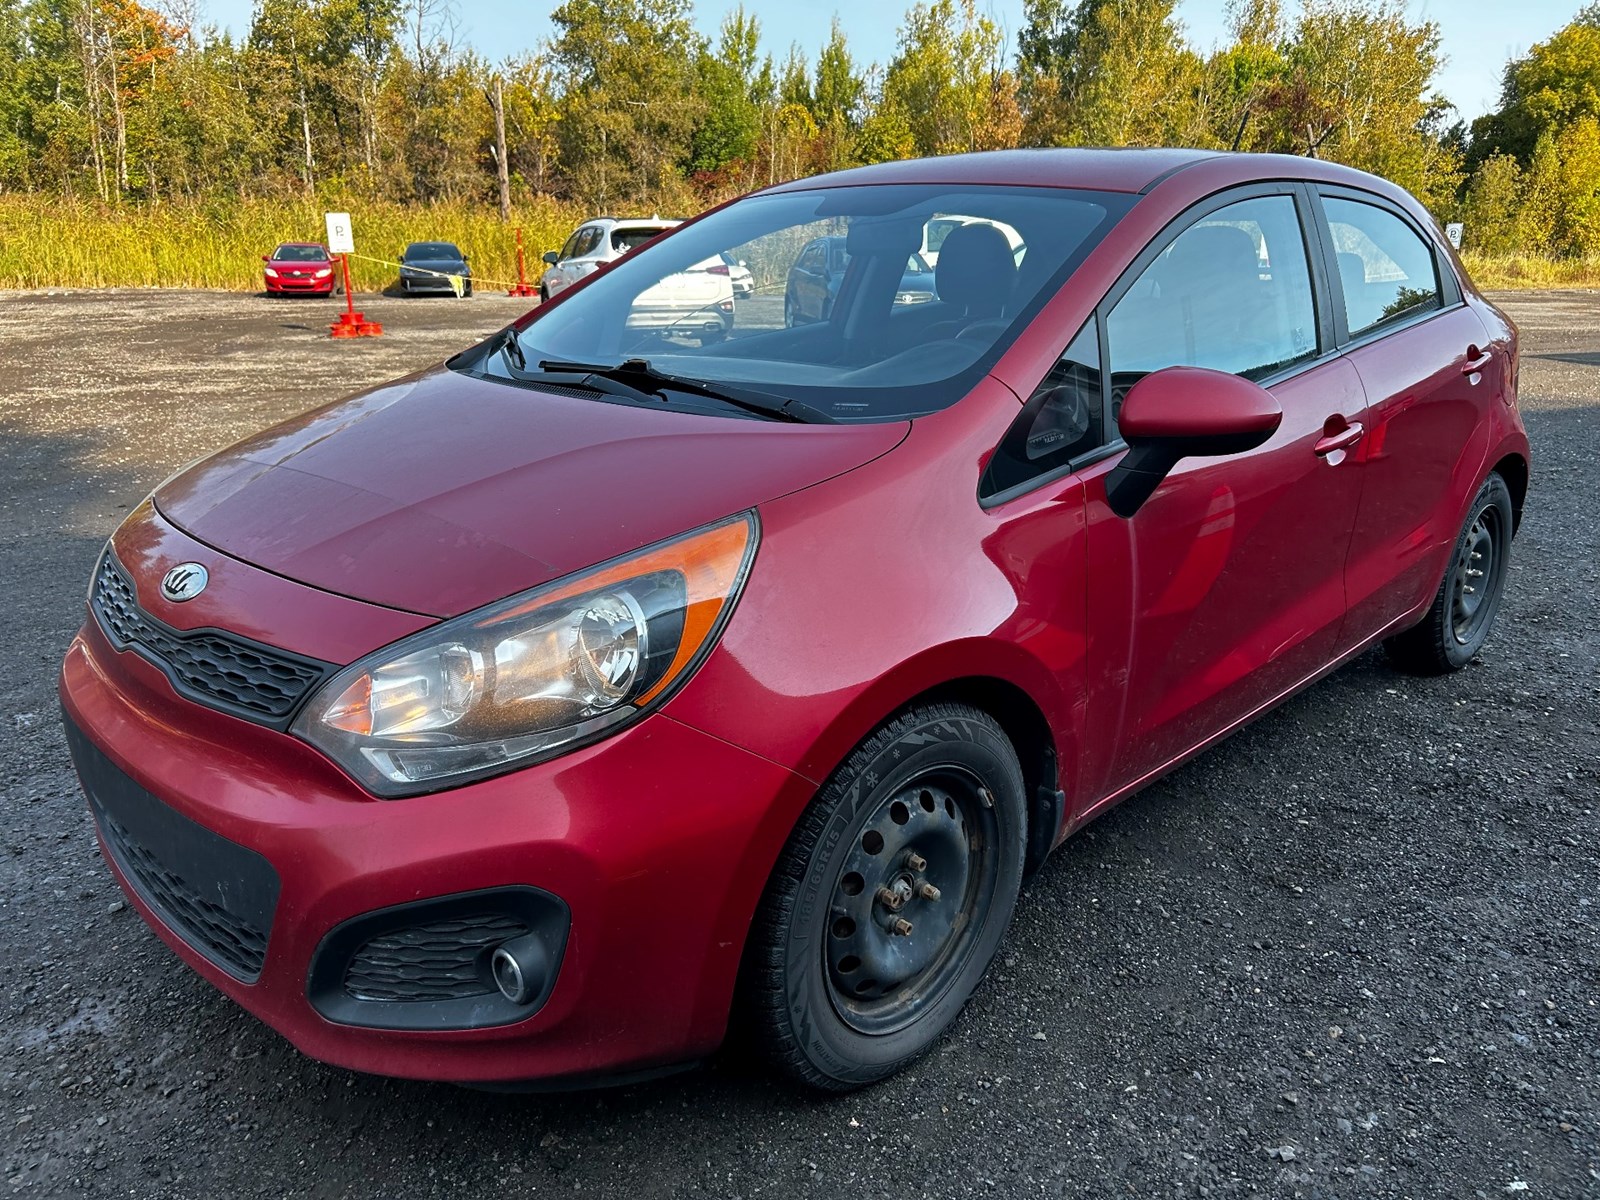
[[1460, 251, 1600, 290], [0, 195, 587, 292], [3, 194, 1598, 293]]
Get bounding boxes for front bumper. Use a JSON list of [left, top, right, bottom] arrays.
[[265, 273, 334, 294], [60, 595, 803, 1084], [400, 274, 467, 294]]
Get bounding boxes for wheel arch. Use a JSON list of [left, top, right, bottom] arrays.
[[1491, 451, 1528, 533]]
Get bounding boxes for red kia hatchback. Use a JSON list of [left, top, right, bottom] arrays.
[[262, 242, 337, 295], [62, 150, 1528, 1092]]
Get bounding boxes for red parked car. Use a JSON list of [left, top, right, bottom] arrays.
[[262, 242, 337, 296], [61, 150, 1528, 1092]]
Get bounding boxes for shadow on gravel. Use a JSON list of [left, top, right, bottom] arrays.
[[0, 418, 148, 654], [1531, 350, 1600, 367]]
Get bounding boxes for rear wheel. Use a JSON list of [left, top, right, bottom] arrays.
[[538, 284, 550, 304], [742, 704, 1026, 1091], [1385, 471, 1514, 674]]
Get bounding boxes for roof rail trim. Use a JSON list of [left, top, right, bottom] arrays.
[[1138, 153, 1230, 195]]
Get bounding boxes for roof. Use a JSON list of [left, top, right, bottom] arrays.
[[768, 148, 1227, 196]]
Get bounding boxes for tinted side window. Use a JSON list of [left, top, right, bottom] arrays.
[[1106, 195, 1318, 389], [982, 318, 1102, 497], [558, 231, 582, 260], [1323, 197, 1442, 336]]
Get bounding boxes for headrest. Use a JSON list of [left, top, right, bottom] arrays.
[[935, 223, 1017, 319]]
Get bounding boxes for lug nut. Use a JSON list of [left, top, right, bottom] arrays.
[[905, 853, 927, 872], [917, 882, 941, 901], [876, 884, 906, 911], [891, 918, 914, 936]]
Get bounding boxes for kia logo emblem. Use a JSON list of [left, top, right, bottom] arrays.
[[161, 562, 209, 602]]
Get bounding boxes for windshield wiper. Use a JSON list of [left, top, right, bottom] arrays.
[[536, 358, 838, 425], [485, 324, 525, 370]]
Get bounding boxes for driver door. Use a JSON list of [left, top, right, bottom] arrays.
[[1077, 187, 1370, 802]]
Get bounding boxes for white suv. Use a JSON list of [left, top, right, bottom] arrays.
[[539, 218, 736, 342]]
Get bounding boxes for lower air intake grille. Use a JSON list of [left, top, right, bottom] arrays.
[[344, 913, 531, 1002], [65, 718, 280, 983]]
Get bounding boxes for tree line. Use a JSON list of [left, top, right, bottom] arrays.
[[1, 0, 1597, 257]]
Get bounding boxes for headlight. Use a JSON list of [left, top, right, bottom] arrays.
[[264, 267, 279, 278], [314, 268, 332, 278], [292, 513, 758, 796]]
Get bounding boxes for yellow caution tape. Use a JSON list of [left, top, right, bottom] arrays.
[[345, 253, 530, 296]]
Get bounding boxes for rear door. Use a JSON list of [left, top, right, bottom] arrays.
[[1077, 186, 1370, 798], [1311, 188, 1494, 641]]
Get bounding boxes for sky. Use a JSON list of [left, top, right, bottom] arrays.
[[196, 0, 1585, 122]]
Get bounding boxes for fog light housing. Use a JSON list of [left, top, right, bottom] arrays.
[[491, 934, 551, 1005]]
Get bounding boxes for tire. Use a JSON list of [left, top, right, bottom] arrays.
[[1384, 471, 1514, 675], [783, 292, 795, 328], [539, 284, 550, 304], [741, 704, 1027, 1091]]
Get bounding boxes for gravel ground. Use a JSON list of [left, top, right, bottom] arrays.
[[1, 287, 1596, 1199]]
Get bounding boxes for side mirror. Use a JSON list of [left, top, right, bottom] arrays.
[[542, 251, 558, 265], [739, 259, 748, 268], [261, 254, 270, 262], [1105, 366, 1282, 519]]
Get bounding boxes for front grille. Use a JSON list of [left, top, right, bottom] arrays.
[[343, 913, 530, 1002], [64, 718, 280, 983], [91, 550, 332, 729]]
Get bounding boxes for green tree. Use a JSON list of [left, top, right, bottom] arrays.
[[1459, 154, 1524, 255], [1017, 0, 1206, 147], [689, 7, 766, 174], [1471, 10, 1600, 167], [883, 0, 1018, 156]]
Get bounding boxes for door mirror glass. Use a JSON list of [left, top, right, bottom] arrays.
[[1105, 366, 1282, 518], [542, 251, 558, 265]]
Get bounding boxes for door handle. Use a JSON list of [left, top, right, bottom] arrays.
[[1314, 422, 1365, 457], [1462, 344, 1493, 376]]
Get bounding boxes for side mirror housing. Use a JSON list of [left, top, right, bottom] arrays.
[[1105, 366, 1282, 519], [261, 254, 270, 262], [542, 251, 558, 265]]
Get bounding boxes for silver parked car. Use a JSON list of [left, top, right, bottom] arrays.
[[540, 217, 735, 342]]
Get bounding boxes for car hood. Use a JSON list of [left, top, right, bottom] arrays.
[[155, 366, 908, 618]]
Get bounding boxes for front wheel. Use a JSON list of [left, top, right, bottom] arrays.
[[1385, 471, 1514, 674], [742, 704, 1027, 1091]]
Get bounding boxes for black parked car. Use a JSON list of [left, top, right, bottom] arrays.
[[783, 236, 935, 326], [399, 241, 472, 296]]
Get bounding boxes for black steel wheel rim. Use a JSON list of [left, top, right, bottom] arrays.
[[1450, 501, 1505, 645], [822, 766, 1000, 1036]]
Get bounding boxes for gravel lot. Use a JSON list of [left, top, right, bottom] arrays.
[[1, 287, 1596, 1199]]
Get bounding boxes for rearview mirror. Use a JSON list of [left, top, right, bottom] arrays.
[[1105, 366, 1282, 519], [542, 251, 558, 265]]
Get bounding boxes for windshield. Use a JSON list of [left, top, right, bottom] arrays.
[[408, 242, 460, 259], [272, 245, 326, 262], [463, 183, 1131, 423]]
